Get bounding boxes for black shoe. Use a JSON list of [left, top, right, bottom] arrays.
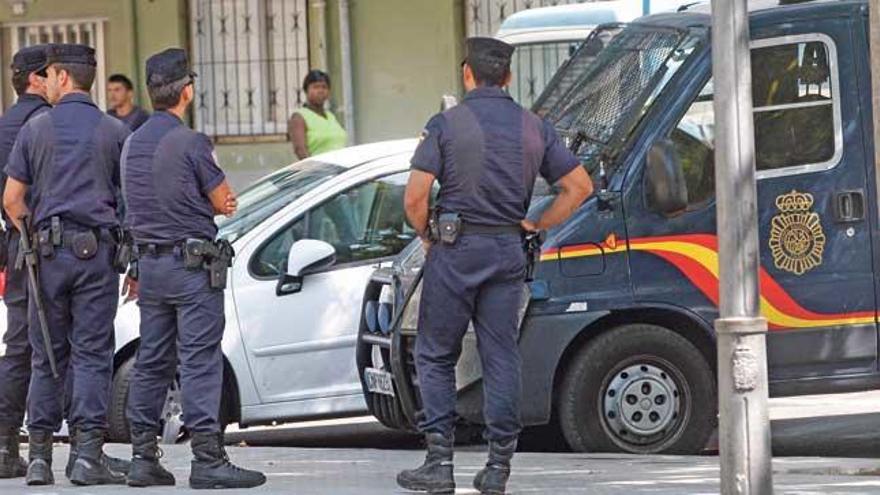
[[189, 432, 266, 489], [127, 429, 175, 487], [0, 426, 26, 479], [65, 426, 131, 479], [68, 428, 126, 486], [473, 438, 517, 495], [25, 430, 54, 486], [396, 433, 455, 494]]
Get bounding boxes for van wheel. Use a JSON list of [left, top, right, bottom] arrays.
[[558, 324, 716, 454], [108, 355, 231, 444]]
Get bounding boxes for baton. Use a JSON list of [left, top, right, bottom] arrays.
[[18, 214, 59, 379]]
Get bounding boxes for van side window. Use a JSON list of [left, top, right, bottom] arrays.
[[665, 33, 839, 194]]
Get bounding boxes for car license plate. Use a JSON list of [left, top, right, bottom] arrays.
[[365, 367, 395, 397]]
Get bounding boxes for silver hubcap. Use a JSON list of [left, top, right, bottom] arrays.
[[603, 363, 681, 443], [160, 381, 184, 444]]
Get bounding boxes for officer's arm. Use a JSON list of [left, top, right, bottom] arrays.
[[404, 170, 435, 239], [530, 166, 593, 231], [208, 179, 238, 217], [288, 113, 309, 160], [3, 177, 29, 232]]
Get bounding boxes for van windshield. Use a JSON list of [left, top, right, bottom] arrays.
[[541, 23, 704, 180], [217, 160, 347, 242]]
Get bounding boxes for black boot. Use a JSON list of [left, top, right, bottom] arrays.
[[189, 432, 266, 489], [0, 427, 26, 479], [396, 433, 455, 494], [65, 426, 131, 479], [473, 438, 517, 495], [68, 428, 126, 485], [25, 430, 54, 486], [127, 429, 175, 487]]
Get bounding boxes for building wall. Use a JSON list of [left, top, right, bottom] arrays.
[[347, 0, 464, 143]]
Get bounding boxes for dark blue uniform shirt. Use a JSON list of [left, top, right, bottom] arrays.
[[5, 93, 129, 229], [0, 93, 51, 220], [122, 111, 225, 244], [411, 86, 579, 226]]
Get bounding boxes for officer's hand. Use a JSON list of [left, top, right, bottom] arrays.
[[421, 238, 431, 254], [121, 276, 138, 302], [224, 193, 238, 217], [520, 219, 538, 233]]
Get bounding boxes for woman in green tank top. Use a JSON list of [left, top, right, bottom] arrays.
[[288, 70, 348, 160]]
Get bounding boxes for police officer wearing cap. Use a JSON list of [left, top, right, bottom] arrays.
[[398, 37, 593, 495], [0, 44, 51, 481], [121, 48, 265, 489], [3, 43, 131, 486]]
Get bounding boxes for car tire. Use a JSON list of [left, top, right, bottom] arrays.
[[108, 355, 233, 444], [558, 323, 716, 454]]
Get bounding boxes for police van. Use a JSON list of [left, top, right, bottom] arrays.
[[357, 0, 878, 455]]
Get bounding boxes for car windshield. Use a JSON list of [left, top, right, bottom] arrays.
[[217, 160, 347, 242], [540, 22, 703, 180]]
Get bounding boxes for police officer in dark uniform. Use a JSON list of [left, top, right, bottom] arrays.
[[3, 43, 131, 486], [121, 48, 265, 489], [398, 38, 593, 495], [0, 44, 51, 480]]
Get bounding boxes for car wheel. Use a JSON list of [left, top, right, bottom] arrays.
[[109, 355, 231, 444], [558, 323, 716, 454]]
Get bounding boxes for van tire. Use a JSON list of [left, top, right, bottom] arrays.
[[108, 354, 233, 444], [558, 323, 716, 454]]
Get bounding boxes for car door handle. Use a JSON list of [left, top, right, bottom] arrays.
[[834, 190, 865, 223]]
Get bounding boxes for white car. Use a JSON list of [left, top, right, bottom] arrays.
[[108, 139, 419, 443]]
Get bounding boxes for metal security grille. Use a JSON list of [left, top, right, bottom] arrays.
[[6, 19, 108, 109], [190, 0, 309, 138], [547, 25, 685, 148], [465, 0, 590, 37]]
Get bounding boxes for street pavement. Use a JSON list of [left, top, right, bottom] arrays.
[[1, 391, 880, 494]]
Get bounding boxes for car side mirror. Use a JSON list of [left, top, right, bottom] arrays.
[[645, 139, 688, 215], [276, 240, 336, 296]]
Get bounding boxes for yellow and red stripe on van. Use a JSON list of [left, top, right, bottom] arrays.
[[540, 233, 876, 330]]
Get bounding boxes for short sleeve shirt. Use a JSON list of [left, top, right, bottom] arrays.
[[109, 105, 150, 132], [0, 93, 50, 221], [411, 86, 579, 226], [5, 93, 130, 229], [122, 111, 225, 244]]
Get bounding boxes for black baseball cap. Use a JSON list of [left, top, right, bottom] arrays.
[[46, 44, 97, 67], [463, 37, 515, 71], [146, 48, 197, 86], [11, 45, 50, 75]]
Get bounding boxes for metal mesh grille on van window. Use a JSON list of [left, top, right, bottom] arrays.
[[542, 24, 689, 153]]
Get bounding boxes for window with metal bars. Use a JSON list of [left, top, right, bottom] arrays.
[[190, 0, 309, 139], [6, 19, 108, 109]]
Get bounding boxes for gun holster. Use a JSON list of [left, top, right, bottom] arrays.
[[112, 229, 134, 274], [523, 230, 546, 282], [184, 238, 234, 290], [428, 212, 462, 245]]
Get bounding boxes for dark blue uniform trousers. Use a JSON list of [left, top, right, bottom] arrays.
[[416, 234, 526, 442], [27, 243, 119, 433], [127, 253, 224, 434], [0, 231, 29, 428]]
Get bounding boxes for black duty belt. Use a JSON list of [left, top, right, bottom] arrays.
[[460, 222, 523, 236], [136, 242, 182, 256]]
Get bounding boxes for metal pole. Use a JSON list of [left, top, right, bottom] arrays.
[[338, 0, 356, 145], [710, 0, 773, 493], [869, 1, 880, 227]]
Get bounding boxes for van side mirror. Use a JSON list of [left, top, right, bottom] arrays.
[[276, 240, 336, 296], [645, 139, 688, 215]]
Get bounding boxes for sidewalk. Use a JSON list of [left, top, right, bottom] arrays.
[[1, 443, 879, 494]]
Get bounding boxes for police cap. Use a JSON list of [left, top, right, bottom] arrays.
[[464, 37, 514, 72], [146, 48, 197, 86], [11, 44, 49, 75], [46, 44, 97, 67]]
